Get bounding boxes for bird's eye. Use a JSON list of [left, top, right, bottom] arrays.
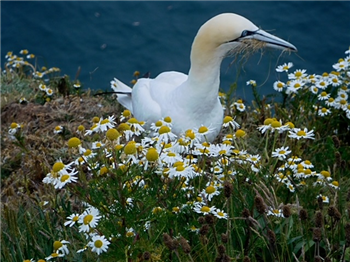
[[241, 30, 249, 37]]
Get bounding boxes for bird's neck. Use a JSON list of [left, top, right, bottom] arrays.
[[185, 40, 225, 100]]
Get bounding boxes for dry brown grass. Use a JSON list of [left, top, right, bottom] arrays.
[[1, 91, 122, 208]]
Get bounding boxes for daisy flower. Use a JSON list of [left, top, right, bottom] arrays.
[[329, 181, 339, 189], [54, 125, 64, 134], [193, 202, 216, 215], [39, 84, 47, 91], [272, 146, 292, 160], [126, 227, 136, 237], [288, 69, 307, 79], [315, 79, 329, 90], [157, 125, 177, 144], [127, 118, 145, 136], [46, 88, 54, 96], [9, 122, 21, 136], [54, 169, 78, 189], [64, 213, 80, 227], [233, 99, 246, 112], [267, 208, 283, 217], [318, 107, 331, 116], [87, 235, 111, 255], [78, 207, 102, 232], [317, 91, 330, 101], [329, 74, 342, 87], [91, 141, 104, 149], [212, 209, 228, 219], [246, 79, 256, 86], [45, 252, 64, 260], [53, 240, 70, 255], [333, 60, 349, 71], [200, 184, 221, 201], [276, 62, 293, 72], [99, 115, 116, 132], [317, 194, 329, 204], [196, 125, 214, 141], [222, 115, 240, 129], [120, 109, 132, 121], [273, 80, 285, 92], [288, 128, 315, 140], [286, 79, 304, 94]]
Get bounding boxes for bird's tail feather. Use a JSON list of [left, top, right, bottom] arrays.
[[111, 78, 133, 112]]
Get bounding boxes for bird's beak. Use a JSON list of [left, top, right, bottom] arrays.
[[241, 29, 297, 52]]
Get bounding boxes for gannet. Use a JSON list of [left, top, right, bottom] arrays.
[[112, 13, 297, 141]]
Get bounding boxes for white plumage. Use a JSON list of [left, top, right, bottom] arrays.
[[112, 13, 296, 141]]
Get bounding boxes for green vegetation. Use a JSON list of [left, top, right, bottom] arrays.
[[1, 48, 350, 262]]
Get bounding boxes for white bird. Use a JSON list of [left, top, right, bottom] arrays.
[[111, 13, 296, 141]]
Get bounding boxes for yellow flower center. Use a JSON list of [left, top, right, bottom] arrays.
[[83, 214, 93, 225], [200, 206, 210, 213], [100, 166, 108, 176], [235, 129, 246, 138], [126, 231, 135, 237], [223, 116, 233, 123], [146, 148, 159, 162], [271, 121, 281, 128], [332, 181, 339, 187], [60, 174, 70, 182], [100, 119, 110, 125], [106, 128, 120, 141], [277, 82, 284, 88], [53, 241, 63, 251], [67, 137, 81, 148], [185, 129, 195, 139], [164, 116, 172, 123], [320, 170, 330, 177], [294, 83, 301, 88], [296, 130, 306, 137], [155, 120, 163, 127], [77, 125, 85, 132], [117, 123, 131, 132], [284, 122, 295, 128], [205, 186, 216, 194], [198, 126, 208, 134], [52, 162, 64, 172], [176, 165, 185, 172], [84, 149, 92, 156], [263, 118, 275, 125], [159, 126, 170, 134], [10, 122, 18, 129], [123, 110, 131, 117], [128, 118, 139, 124], [92, 116, 100, 123], [94, 240, 103, 248], [124, 141, 137, 155]]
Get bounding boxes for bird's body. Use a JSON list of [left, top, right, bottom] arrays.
[[112, 13, 296, 141]]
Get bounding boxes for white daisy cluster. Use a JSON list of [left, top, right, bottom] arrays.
[[4, 50, 60, 78], [273, 48, 350, 119], [272, 155, 338, 194], [43, 109, 279, 254]]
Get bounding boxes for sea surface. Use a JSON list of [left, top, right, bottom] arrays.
[[1, 1, 350, 101]]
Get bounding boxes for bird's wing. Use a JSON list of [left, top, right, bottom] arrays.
[[132, 72, 188, 126], [154, 71, 188, 87]]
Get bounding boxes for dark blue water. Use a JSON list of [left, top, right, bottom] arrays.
[[2, 1, 350, 101]]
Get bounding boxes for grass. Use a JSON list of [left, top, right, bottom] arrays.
[[1, 49, 350, 262]]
